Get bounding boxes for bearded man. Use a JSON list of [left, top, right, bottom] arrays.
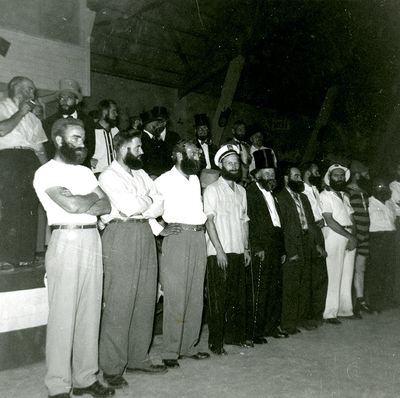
[[91, 99, 119, 175], [33, 118, 113, 398], [98, 129, 168, 388], [203, 144, 252, 355], [155, 139, 210, 368], [320, 164, 357, 324], [277, 165, 324, 334], [246, 149, 287, 344], [43, 79, 95, 167]]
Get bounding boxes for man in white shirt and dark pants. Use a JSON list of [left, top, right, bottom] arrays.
[[98, 130, 167, 389], [204, 145, 252, 354], [33, 118, 113, 398], [155, 139, 210, 368], [367, 178, 397, 312], [320, 164, 357, 324]]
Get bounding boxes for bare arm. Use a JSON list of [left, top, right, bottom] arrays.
[[86, 187, 111, 216], [46, 186, 100, 214], [34, 143, 48, 165], [323, 212, 357, 250], [243, 221, 251, 266], [0, 101, 32, 137], [205, 215, 228, 269]]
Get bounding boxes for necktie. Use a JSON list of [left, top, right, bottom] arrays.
[[293, 193, 308, 230]]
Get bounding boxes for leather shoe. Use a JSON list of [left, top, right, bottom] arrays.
[[282, 327, 301, 335], [324, 318, 341, 325], [162, 359, 180, 368], [126, 364, 167, 374], [103, 373, 128, 389], [270, 327, 289, 338], [209, 345, 227, 355], [253, 336, 268, 344], [179, 352, 210, 360], [72, 381, 115, 397], [49, 394, 70, 398]]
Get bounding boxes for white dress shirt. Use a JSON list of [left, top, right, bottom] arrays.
[[99, 161, 164, 235], [155, 166, 207, 225], [256, 183, 281, 227], [389, 180, 400, 216], [33, 159, 98, 225], [144, 128, 166, 142], [92, 126, 119, 174], [303, 183, 323, 222], [198, 139, 212, 169], [368, 196, 396, 232], [203, 177, 250, 256], [320, 190, 354, 226]]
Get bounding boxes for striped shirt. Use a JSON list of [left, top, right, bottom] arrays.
[[347, 188, 370, 256]]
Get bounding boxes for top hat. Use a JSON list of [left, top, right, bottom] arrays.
[[194, 113, 210, 127], [151, 106, 169, 121], [58, 79, 83, 101], [140, 110, 157, 125], [253, 149, 275, 172]]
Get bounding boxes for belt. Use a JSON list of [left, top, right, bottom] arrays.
[[169, 223, 205, 232], [50, 224, 97, 232], [107, 218, 148, 225]]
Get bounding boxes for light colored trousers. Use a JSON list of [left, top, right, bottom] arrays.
[[323, 228, 356, 319], [45, 229, 103, 396], [160, 230, 207, 360]]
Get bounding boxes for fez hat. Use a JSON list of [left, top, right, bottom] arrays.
[[151, 106, 169, 121], [253, 149, 275, 172], [194, 113, 210, 127], [58, 79, 83, 101], [323, 164, 351, 186], [214, 144, 240, 166], [140, 110, 157, 125]]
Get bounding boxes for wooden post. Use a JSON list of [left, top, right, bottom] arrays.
[[212, 54, 245, 146], [302, 85, 338, 162]]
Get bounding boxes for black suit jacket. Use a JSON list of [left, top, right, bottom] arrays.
[[141, 129, 180, 177], [43, 111, 95, 167], [276, 188, 318, 260], [246, 182, 285, 255], [195, 139, 219, 171]]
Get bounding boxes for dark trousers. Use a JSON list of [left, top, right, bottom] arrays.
[[281, 233, 312, 329], [366, 231, 396, 311], [246, 239, 283, 339], [99, 222, 158, 374], [0, 149, 40, 263], [207, 253, 246, 350]]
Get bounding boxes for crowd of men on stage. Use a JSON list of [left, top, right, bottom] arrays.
[[0, 76, 399, 398]]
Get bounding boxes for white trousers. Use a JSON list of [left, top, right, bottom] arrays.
[[323, 228, 356, 319]]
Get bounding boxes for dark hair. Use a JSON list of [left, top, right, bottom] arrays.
[[51, 118, 84, 143], [98, 99, 117, 112], [8, 76, 28, 98], [233, 120, 246, 129], [113, 129, 142, 152], [172, 138, 196, 162]]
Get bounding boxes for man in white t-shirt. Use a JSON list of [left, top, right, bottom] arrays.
[[33, 118, 113, 398], [320, 164, 357, 324]]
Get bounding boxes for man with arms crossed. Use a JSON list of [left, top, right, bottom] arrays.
[[33, 118, 113, 398]]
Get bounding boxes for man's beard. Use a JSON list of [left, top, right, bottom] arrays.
[[58, 103, 76, 116], [221, 167, 241, 182], [181, 153, 201, 175], [123, 152, 142, 170], [105, 115, 117, 128], [309, 175, 321, 189], [330, 180, 347, 192], [288, 180, 305, 194], [59, 141, 87, 165], [373, 190, 391, 203], [258, 178, 277, 192]]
